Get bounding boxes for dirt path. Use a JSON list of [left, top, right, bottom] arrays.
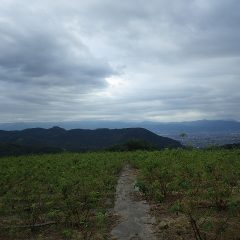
[[111, 165, 157, 240]]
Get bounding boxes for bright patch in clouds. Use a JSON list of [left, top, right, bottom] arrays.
[[106, 76, 125, 88]]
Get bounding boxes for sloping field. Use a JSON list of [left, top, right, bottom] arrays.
[[0, 150, 240, 239]]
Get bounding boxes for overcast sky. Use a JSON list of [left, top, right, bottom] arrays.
[[0, 0, 240, 123]]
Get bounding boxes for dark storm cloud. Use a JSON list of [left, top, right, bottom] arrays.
[[0, 0, 240, 122]]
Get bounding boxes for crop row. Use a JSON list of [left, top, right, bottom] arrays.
[[0, 152, 126, 239], [131, 149, 240, 240]]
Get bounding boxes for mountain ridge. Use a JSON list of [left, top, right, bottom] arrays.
[[0, 127, 182, 154]]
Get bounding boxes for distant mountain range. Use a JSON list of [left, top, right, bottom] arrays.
[[0, 120, 240, 134], [0, 127, 181, 156]]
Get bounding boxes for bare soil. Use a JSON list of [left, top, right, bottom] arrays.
[[111, 165, 157, 240]]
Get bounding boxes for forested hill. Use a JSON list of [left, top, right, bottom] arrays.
[[0, 127, 181, 154]]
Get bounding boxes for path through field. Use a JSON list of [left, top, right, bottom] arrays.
[[111, 165, 157, 240]]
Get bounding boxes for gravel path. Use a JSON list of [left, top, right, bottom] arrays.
[[111, 165, 157, 240]]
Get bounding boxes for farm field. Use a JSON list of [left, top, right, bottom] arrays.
[[0, 150, 240, 239], [131, 150, 240, 239], [0, 152, 125, 239]]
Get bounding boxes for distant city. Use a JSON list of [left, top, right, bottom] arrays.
[[163, 132, 240, 148]]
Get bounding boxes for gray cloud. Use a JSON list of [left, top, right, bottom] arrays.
[[0, 4, 114, 87], [0, 0, 240, 122]]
